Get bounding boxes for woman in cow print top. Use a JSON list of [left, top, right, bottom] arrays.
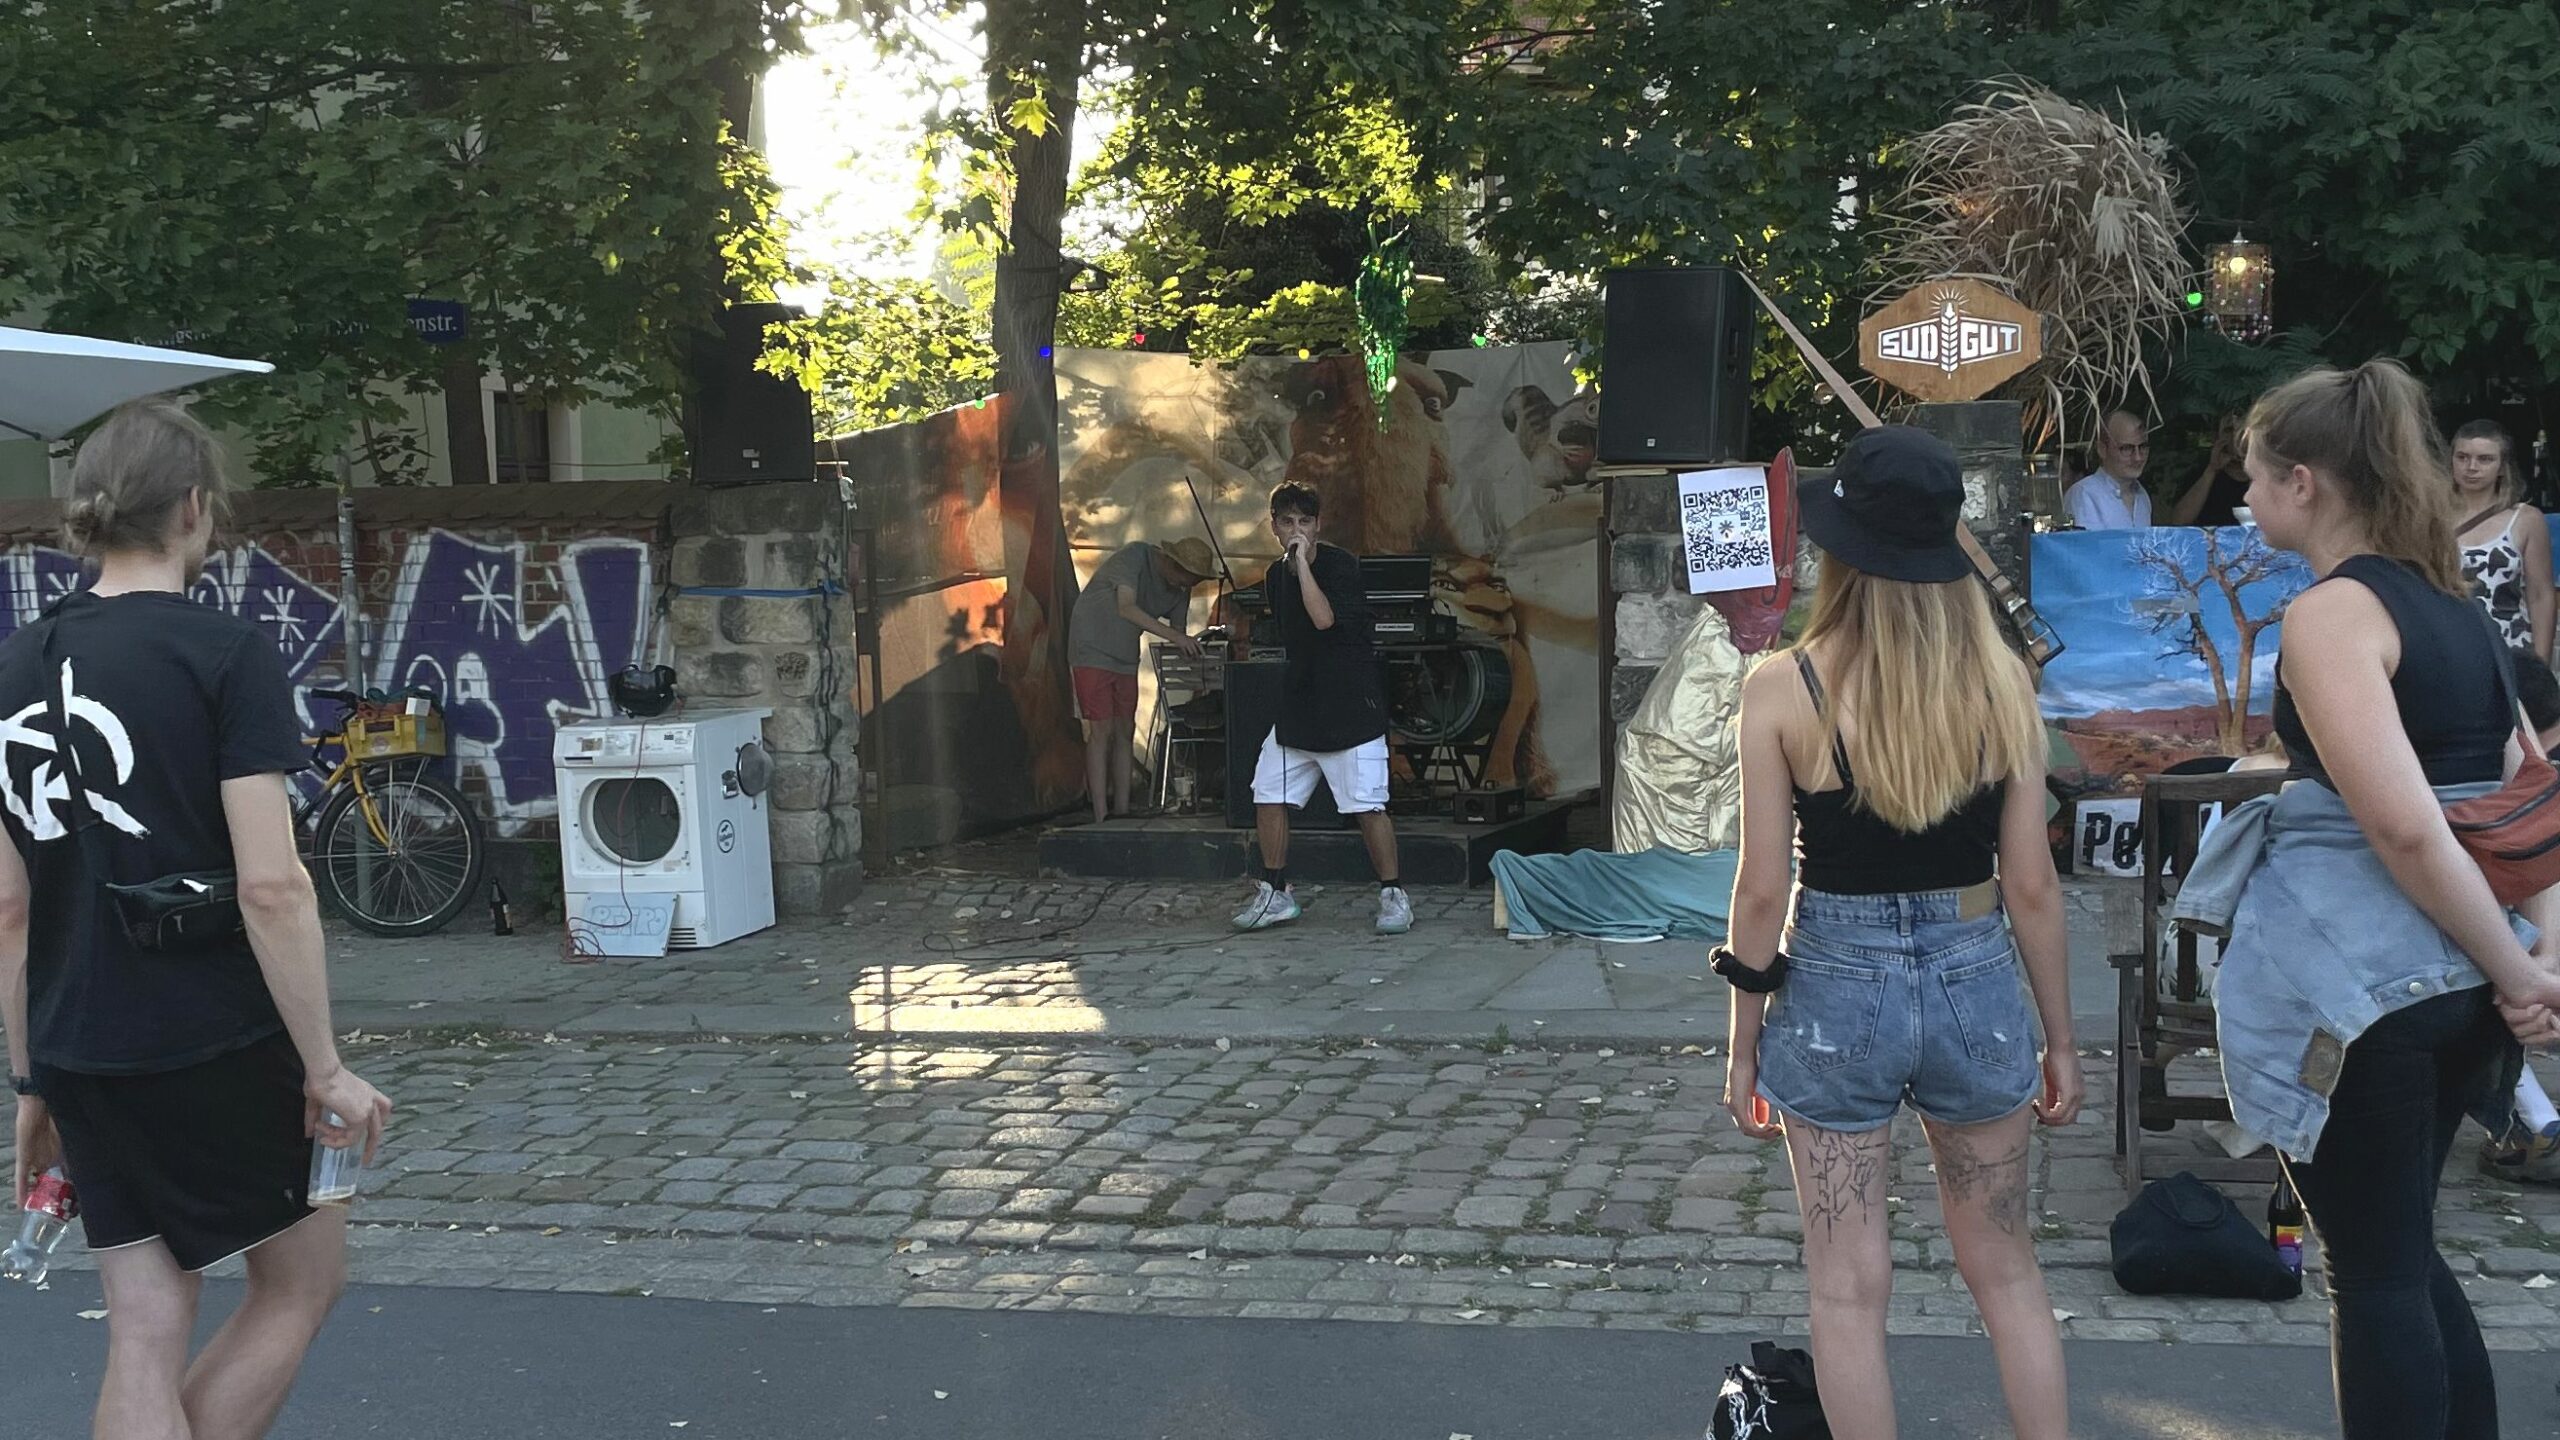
[[2452, 418, 2552, 662]]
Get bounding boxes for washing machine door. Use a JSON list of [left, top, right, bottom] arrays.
[[574, 771, 692, 874]]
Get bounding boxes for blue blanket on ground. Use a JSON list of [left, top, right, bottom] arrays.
[[1487, 846, 1740, 941]]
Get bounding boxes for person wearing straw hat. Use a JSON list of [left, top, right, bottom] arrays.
[[1069, 537, 1220, 825]]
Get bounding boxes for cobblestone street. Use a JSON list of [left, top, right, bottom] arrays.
[[19, 875, 2560, 1360], [54, 1030, 2560, 1351]]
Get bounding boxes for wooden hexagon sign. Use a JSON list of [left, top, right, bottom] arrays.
[[1858, 279, 2043, 404]]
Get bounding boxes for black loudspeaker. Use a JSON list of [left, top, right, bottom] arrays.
[[693, 302, 815, 485], [1595, 267, 1755, 466], [1223, 659, 1348, 831]]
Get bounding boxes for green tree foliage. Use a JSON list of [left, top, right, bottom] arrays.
[[2021, 0, 2560, 409], [1459, 2, 2002, 449], [840, 0, 2560, 459], [0, 0, 801, 484]]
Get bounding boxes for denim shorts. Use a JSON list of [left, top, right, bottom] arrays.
[[1755, 887, 2043, 1133]]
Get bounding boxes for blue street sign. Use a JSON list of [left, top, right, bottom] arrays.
[[406, 299, 469, 345]]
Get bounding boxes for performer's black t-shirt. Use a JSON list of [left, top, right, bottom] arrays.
[[1265, 543, 1388, 753], [0, 591, 308, 1074]]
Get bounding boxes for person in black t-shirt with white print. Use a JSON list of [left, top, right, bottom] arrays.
[[1232, 482, 1412, 935], [2, 401, 390, 1440]]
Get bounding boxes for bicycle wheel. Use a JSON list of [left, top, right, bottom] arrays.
[[312, 765, 486, 938]]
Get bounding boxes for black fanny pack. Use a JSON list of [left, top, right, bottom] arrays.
[[39, 609, 244, 955], [105, 870, 245, 953]]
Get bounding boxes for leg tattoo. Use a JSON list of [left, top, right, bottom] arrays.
[[1933, 1128, 2032, 1236], [1799, 1127, 1887, 1241]]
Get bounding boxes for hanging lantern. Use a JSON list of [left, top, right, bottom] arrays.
[[2203, 234, 2273, 343]]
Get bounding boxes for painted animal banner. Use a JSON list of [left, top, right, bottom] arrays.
[[1054, 342, 1602, 797], [0, 532, 652, 836], [2031, 527, 2312, 788]]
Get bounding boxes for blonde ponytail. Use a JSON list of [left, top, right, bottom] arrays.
[[2248, 360, 2463, 595]]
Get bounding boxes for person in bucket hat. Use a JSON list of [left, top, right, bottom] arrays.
[[1718, 424, 2080, 1440]]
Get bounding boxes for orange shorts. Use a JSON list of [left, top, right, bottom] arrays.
[[1073, 666, 1139, 721]]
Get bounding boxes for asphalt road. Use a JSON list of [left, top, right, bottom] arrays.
[[4, 1275, 2553, 1439]]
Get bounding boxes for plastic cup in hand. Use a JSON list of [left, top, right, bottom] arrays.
[[308, 1112, 364, 1206]]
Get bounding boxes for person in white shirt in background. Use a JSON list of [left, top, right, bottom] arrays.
[[2063, 410, 2154, 530]]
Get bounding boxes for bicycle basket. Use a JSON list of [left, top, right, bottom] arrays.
[[348, 698, 448, 760]]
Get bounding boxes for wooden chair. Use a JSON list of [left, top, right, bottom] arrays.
[[2110, 767, 2292, 1198]]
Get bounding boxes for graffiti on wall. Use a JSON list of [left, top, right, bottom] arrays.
[[0, 529, 651, 836]]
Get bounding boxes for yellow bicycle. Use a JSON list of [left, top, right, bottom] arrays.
[[299, 688, 486, 938]]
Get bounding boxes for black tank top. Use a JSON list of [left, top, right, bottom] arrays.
[[1790, 653, 2005, 895], [2272, 554, 2510, 786]]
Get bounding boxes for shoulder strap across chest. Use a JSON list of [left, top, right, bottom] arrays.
[[1791, 651, 1854, 783]]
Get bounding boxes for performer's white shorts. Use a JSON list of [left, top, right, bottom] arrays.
[[1250, 732, 1391, 814]]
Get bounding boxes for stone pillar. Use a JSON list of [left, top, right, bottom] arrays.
[[1909, 400, 2030, 591], [668, 483, 864, 916], [1604, 473, 1709, 732]]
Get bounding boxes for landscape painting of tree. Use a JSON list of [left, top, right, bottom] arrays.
[[2031, 528, 2314, 789]]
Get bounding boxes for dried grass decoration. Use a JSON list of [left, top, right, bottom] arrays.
[[1873, 81, 2194, 454]]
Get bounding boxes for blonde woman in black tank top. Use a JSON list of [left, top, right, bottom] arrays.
[[1717, 428, 2079, 1440]]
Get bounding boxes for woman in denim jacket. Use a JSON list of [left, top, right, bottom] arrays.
[[2234, 360, 2560, 1439], [1719, 426, 2081, 1440]]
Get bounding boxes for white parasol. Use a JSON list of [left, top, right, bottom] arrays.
[[0, 325, 273, 441]]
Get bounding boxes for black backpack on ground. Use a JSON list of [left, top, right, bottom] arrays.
[[2109, 1170, 2302, 1301], [1707, 1341, 1830, 1440]]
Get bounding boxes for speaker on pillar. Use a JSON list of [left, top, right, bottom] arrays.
[[1595, 267, 1756, 466], [692, 302, 816, 485]]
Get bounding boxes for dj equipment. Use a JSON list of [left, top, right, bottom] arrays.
[[1372, 613, 1459, 644], [1596, 267, 1755, 466], [1454, 785, 1526, 825], [1227, 553, 1443, 642]]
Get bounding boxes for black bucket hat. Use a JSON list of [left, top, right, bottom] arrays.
[[1796, 426, 1970, 584]]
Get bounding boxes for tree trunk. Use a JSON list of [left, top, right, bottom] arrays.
[[986, 0, 1090, 807], [442, 353, 490, 486]]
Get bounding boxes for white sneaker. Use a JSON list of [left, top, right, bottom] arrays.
[[1376, 886, 1413, 935], [1233, 881, 1301, 931]]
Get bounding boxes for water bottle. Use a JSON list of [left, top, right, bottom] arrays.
[[308, 1113, 363, 1206], [4, 1167, 77, 1286], [2267, 1171, 2307, 1277]]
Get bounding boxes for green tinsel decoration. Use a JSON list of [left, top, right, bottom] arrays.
[[1354, 222, 1413, 429]]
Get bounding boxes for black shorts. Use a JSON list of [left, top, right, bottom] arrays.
[[36, 1032, 317, 1273]]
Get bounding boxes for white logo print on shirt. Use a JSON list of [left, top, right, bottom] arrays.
[[0, 658, 151, 842]]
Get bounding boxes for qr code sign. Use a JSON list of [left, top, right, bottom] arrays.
[[1682, 482, 1772, 578]]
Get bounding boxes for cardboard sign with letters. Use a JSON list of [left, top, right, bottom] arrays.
[[1858, 280, 2043, 404]]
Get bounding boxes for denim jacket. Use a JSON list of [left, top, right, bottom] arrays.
[[2171, 779, 2526, 1160]]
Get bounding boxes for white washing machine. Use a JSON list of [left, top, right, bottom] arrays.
[[554, 708, 775, 950]]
